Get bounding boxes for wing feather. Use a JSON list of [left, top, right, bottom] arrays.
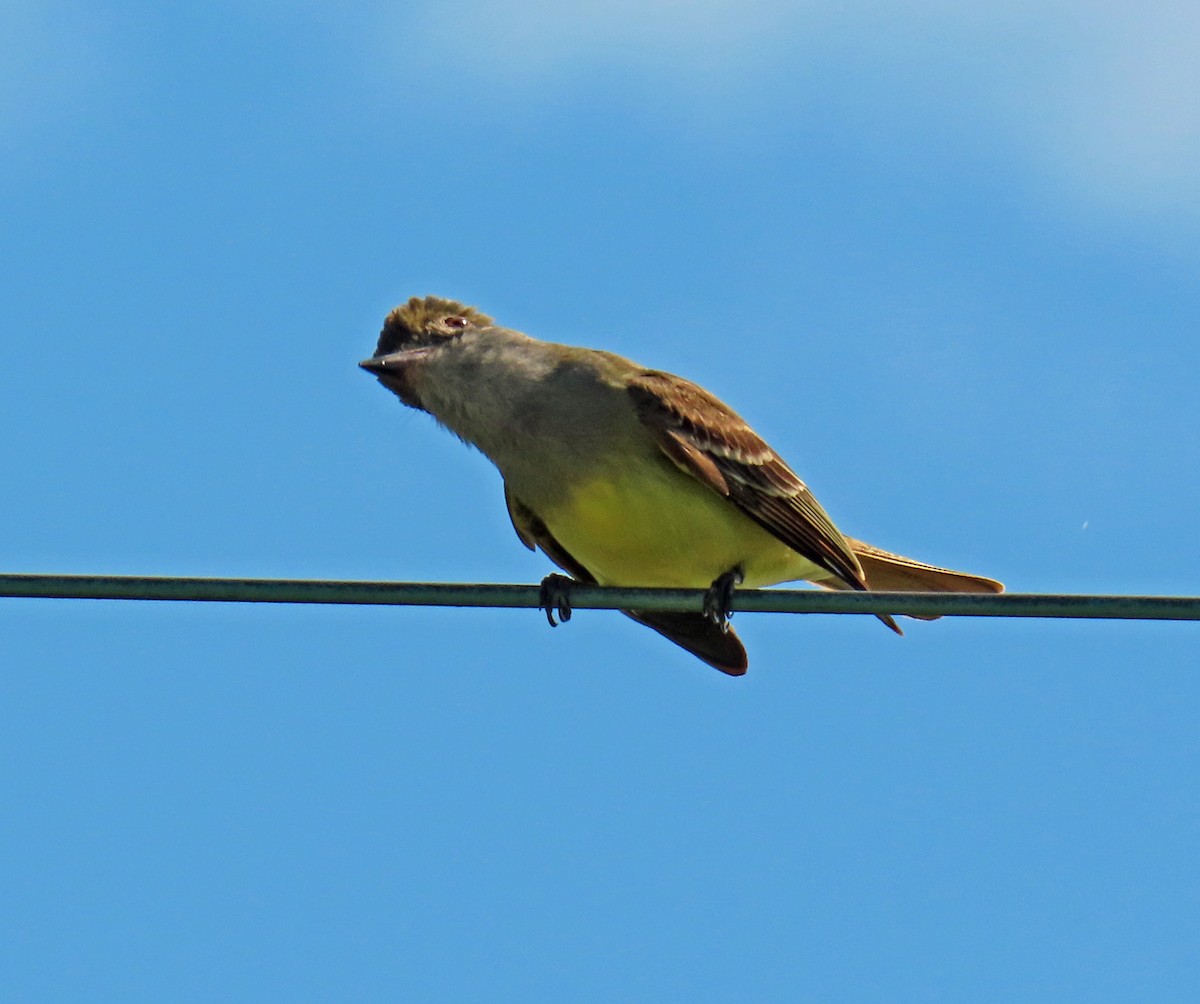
[[627, 370, 867, 592]]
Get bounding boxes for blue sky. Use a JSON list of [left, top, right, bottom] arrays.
[[3, 1, 1199, 999]]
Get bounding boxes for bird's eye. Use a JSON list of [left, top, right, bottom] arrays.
[[443, 315, 468, 329]]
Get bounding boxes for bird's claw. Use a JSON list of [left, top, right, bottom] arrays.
[[703, 565, 745, 632], [539, 573, 575, 627]]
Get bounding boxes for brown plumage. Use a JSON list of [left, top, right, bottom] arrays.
[[363, 295, 1003, 676]]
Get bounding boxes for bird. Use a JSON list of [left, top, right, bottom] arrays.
[[360, 295, 1002, 675]]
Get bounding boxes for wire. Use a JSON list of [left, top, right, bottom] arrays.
[[1, 573, 1198, 621]]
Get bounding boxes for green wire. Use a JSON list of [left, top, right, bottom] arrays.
[[1, 573, 1199, 621]]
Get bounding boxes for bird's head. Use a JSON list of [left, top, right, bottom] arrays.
[[359, 295, 494, 409]]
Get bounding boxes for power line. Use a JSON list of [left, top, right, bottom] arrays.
[[1, 573, 1198, 621]]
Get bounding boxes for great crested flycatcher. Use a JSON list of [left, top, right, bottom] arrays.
[[361, 295, 1002, 675]]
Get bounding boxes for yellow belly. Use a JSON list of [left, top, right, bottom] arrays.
[[539, 463, 827, 588]]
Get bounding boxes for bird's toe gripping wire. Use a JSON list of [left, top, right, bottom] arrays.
[[539, 573, 576, 627], [703, 564, 745, 632]]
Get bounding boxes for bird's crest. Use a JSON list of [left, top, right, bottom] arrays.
[[375, 295, 493, 355]]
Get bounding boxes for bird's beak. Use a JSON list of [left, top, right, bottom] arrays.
[[359, 349, 429, 409], [359, 352, 402, 376], [359, 345, 437, 374]]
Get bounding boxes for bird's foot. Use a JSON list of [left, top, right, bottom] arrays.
[[703, 565, 745, 632], [539, 573, 575, 627]]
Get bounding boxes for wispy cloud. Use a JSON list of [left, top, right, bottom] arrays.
[[412, 0, 802, 82], [400, 0, 1200, 217], [1035, 3, 1200, 213]]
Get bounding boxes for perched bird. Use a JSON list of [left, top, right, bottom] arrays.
[[361, 295, 1002, 675]]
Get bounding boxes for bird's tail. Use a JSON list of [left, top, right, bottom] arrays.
[[623, 610, 748, 676], [832, 537, 1003, 622]]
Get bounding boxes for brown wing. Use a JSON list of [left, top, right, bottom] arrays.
[[505, 482, 596, 582], [504, 482, 748, 675], [627, 370, 867, 591]]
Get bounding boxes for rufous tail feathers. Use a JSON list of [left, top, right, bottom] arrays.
[[833, 537, 1003, 622]]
